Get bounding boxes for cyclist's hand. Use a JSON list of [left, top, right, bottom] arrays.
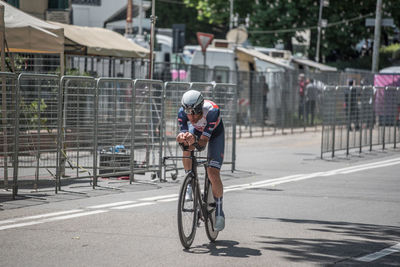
[[176, 132, 186, 143], [185, 133, 196, 146]]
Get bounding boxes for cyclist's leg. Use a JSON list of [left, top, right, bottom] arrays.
[[207, 130, 225, 231], [182, 127, 201, 172]]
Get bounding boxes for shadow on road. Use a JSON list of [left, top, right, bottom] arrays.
[[255, 217, 400, 264], [186, 240, 262, 258]]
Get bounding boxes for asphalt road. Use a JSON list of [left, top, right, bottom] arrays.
[[1, 131, 399, 266]]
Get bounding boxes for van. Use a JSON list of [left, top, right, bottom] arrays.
[[189, 47, 236, 83]]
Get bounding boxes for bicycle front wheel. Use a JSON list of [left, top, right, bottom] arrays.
[[177, 173, 198, 248], [205, 181, 219, 242]]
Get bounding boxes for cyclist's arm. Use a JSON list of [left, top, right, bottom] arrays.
[[186, 134, 208, 151]]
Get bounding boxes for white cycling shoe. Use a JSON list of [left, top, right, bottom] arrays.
[[215, 214, 225, 231]]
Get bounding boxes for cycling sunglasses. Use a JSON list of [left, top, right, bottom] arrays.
[[184, 107, 200, 115]]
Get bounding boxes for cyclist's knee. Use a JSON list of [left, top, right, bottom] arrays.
[[207, 167, 220, 181]]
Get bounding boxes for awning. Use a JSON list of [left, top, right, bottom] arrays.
[[292, 57, 337, 72], [50, 22, 149, 58], [0, 1, 64, 54], [236, 47, 294, 71]]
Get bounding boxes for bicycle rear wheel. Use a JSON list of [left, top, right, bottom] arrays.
[[177, 173, 198, 248], [205, 181, 218, 242]]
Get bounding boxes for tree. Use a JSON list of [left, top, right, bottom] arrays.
[[180, 0, 400, 64], [153, 0, 228, 44]]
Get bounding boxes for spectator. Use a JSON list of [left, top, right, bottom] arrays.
[[261, 76, 269, 120], [298, 74, 306, 121], [305, 79, 318, 125], [345, 80, 360, 131]]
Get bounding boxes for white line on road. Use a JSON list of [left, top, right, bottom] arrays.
[[0, 210, 107, 231], [225, 157, 400, 192], [138, 194, 178, 201], [356, 243, 400, 262], [0, 209, 83, 225], [1, 157, 399, 232], [110, 202, 155, 210], [87, 201, 136, 209], [158, 198, 178, 202]]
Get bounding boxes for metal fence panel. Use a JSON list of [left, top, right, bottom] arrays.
[[16, 74, 61, 191], [0, 72, 18, 194], [132, 80, 164, 179], [58, 76, 97, 188], [163, 82, 191, 179], [96, 78, 135, 182], [321, 85, 400, 157]]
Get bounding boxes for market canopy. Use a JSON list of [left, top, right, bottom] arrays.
[[50, 22, 149, 58], [0, 1, 64, 54], [236, 47, 294, 71], [292, 57, 337, 72]]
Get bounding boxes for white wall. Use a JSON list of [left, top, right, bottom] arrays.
[[72, 0, 127, 27]]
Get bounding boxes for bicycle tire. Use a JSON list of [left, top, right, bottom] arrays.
[[204, 181, 218, 242], [177, 173, 198, 248]]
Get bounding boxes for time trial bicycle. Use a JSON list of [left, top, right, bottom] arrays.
[[163, 147, 218, 248]]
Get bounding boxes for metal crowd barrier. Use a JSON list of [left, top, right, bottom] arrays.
[[132, 79, 165, 180], [94, 78, 135, 185], [15, 74, 61, 193], [163, 82, 191, 180], [1, 72, 239, 199], [0, 72, 18, 195], [58, 76, 97, 191], [321, 86, 400, 158]]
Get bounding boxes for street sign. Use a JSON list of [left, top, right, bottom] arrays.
[[365, 18, 394, 27], [196, 32, 214, 53]]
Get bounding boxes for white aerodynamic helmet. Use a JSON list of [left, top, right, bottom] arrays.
[[181, 90, 204, 115]]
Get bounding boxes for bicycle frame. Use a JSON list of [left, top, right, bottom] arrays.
[[163, 151, 214, 224]]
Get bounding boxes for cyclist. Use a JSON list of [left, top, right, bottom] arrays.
[[176, 90, 225, 231]]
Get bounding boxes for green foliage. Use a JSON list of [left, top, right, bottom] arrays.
[[64, 68, 91, 77], [5, 54, 25, 72], [182, 0, 400, 63], [183, 0, 255, 24], [326, 51, 393, 71], [20, 99, 48, 130], [154, 0, 228, 43]]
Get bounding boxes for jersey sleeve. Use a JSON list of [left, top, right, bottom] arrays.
[[203, 108, 220, 138], [178, 107, 189, 133]]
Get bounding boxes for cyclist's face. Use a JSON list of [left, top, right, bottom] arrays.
[[187, 113, 202, 123]]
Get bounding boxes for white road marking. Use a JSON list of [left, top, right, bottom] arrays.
[[225, 157, 400, 192], [0, 210, 107, 231], [87, 201, 136, 209], [158, 198, 178, 202], [1, 157, 399, 231], [138, 194, 178, 201], [356, 243, 400, 262], [110, 202, 155, 210], [0, 209, 83, 225]]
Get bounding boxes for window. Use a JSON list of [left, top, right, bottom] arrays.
[[71, 0, 101, 6], [48, 0, 69, 9], [6, 0, 19, 8]]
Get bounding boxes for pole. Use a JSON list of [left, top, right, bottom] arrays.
[[203, 51, 206, 82], [148, 0, 156, 79], [372, 0, 382, 73], [229, 0, 234, 30], [1, 5, 8, 190], [315, 0, 324, 62], [139, 0, 143, 36]]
